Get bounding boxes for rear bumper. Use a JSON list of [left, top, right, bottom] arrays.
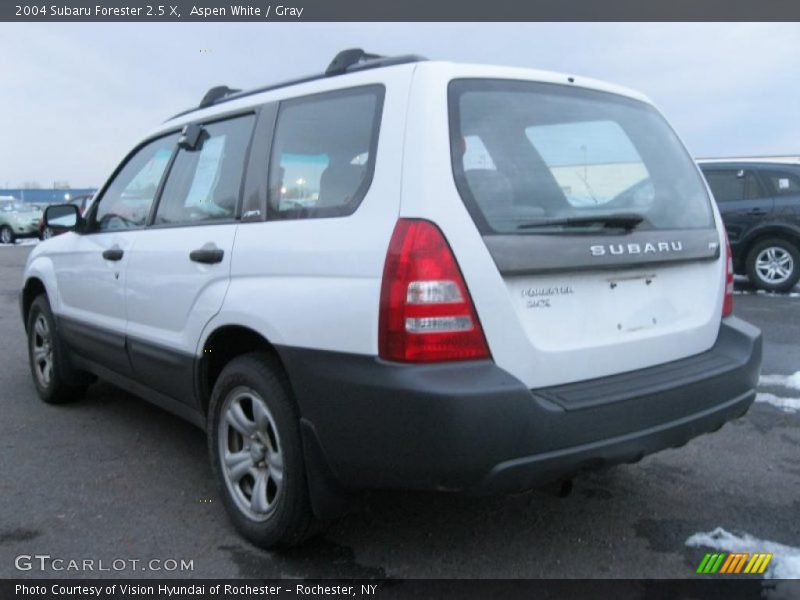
[[278, 316, 761, 494]]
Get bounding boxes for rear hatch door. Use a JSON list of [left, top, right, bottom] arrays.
[[448, 78, 724, 388]]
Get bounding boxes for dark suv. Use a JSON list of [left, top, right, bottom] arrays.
[[699, 160, 800, 292]]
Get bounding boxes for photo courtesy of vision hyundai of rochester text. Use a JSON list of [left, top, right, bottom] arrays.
[[22, 50, 762, 548]]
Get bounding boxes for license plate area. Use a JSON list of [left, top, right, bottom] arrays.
[[607, 272, 666, 333]]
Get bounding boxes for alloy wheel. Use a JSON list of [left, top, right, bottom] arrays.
[[218, 386, 284, 521], [755, 246, 794, 285], [31, 314, 53, 388]]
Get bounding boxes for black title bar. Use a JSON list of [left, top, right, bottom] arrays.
[[3, 0, 800, 21]]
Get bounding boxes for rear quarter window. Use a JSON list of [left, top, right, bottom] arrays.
[[267, 85, 384, 220]]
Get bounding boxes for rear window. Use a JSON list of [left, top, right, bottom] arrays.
[[449, 79, 714, 234]]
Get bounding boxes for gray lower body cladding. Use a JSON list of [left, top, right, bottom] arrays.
[[278, 316, 761, 494]]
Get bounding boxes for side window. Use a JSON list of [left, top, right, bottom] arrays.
[[704, 169, 763, 203], [743, 170, 765, 199], [267, 86, 384, 219], [154, 115, 255, 226], [94, 134, 177, 231], [764, 170, 800, 196]]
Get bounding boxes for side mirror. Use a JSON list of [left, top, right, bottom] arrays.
[[44, 204, 82, 232]]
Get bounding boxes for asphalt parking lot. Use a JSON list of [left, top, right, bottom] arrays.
[[0, 243, 798, 579]]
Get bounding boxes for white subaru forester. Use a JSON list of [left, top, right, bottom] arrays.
[[22, 49, 761, 548]]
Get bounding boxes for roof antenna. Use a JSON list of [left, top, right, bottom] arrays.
[[325, 48, 382, 76]]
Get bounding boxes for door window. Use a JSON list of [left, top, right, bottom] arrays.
[[763, 169, 800, 196], [703, 169, 765, 203], [267, 86, 384, 219], [154, 115, 255, 226], [93, 134, 178, 231]]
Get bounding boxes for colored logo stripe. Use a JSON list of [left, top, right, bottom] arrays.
[[697, 553, 725, 573], [744, 553, 774, 574], [697, 552, 774, 575], [719, 553, 737, 573], [696, 554, 713, 573], [719, 553, 748, 573]]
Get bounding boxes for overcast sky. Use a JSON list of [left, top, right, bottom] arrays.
[[1, 22, 798, 188]]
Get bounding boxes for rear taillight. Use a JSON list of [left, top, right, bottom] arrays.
[[722, 234, 734, 317], [379, 219, 490, 362]]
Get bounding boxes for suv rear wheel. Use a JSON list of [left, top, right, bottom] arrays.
[[207, 353, 317, 548], [746, 238, 800, 293], [26, 295, 87, 404]]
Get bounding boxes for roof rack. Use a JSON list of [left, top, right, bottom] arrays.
[[170, 48, 426, 120], [326, 48, 383, 75], [198, 85, 241, 109]]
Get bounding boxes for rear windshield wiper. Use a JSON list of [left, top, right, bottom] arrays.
[[517, 213, 645, 232]]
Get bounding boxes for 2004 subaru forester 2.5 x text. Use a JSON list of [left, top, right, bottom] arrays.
[[21, 49, 762, 548]]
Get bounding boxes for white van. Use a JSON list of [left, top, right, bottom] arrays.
[[22, 49, 761, 548]]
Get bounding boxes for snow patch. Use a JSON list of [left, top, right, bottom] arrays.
[[760, 372, 800, 390], [734, 289, 800, 298], [756, 393, 800, 414], [686, 527, 800, 579]]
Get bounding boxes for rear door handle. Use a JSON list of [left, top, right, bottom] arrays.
[[189, 245, 224, 264], [747, 209, 768, 216], [102, 247, 124, 261]]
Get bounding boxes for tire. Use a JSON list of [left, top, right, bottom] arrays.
[[745, 237, 800, 293], [27, 294, 87, 404], [0, 225, 15, 244], [207, 352, 318, 548]]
